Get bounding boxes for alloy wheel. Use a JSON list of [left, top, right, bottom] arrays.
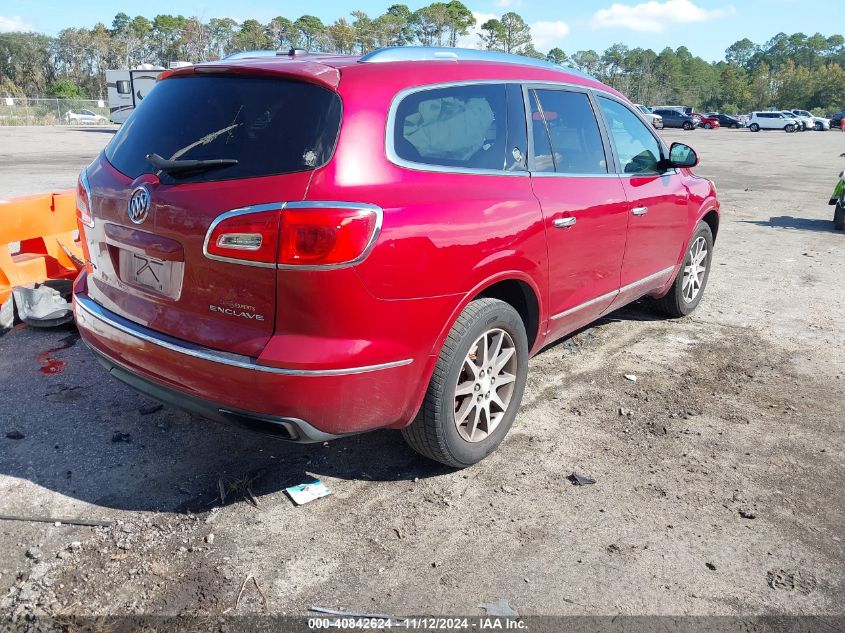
[[682, 236, 708, 303], [453, 328, 517, 443]]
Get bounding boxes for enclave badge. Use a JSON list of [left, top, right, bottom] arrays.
[[127, 186, 151, 224]]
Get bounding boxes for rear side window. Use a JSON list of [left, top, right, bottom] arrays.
[[393, 84, 508, 171], [116, 80, 130, 94], [528, 88, 607, 174], [105, 76, 342, 183]]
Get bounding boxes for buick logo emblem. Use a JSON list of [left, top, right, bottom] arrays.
[[127, 186, 151, 224]]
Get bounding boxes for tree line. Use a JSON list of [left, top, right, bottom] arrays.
[[1, 4, 843, 115]]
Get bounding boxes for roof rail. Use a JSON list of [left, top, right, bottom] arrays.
[[358, 46, 596, 80]]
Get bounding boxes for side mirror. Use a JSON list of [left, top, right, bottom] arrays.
[[668, 142, 698, 168]]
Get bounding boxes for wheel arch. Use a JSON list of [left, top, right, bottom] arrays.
[[430, 271, 545, 358]]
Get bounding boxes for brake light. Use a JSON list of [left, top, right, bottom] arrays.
[[205, 210, 280, 264], [203, 203, 380, 268], [279, 206, 379, 266], [76, 171, 93, 227]]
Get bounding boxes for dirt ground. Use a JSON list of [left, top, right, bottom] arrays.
[[0, 125, 843, 624]]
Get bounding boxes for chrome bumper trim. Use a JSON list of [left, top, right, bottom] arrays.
[[75, 294, 413, 377]]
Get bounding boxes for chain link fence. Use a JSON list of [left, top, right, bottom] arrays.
[[0, 98, 112, 126]]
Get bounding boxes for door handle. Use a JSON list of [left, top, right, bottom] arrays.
[[631, 206, 648, 216], [553, 217, 577, 228]]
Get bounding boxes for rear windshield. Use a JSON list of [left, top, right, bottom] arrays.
[[105, 75, 342, 183]]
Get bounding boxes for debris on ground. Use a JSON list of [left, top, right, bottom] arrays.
[[5, 430, 24, 440], [13, 281, 74, 328], [223, 574, 267, 613], [36, 331, 79, 375], [138, 403, 163, 415], [766, 569, 816, 594], [0, 514, 113, 527], [310, 607, 398, 619], [705, 562, 717, 571], [111, 432, 132, 443], [623, 374, 638, 382], [567, 472, 596, 486], [286, 479, 332, 505], [478, 598, 519, 617], [739, 509, 757, 519]]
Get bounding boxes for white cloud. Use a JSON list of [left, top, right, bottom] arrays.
[[591, 0, 734, 33], [458, 12, 570, 51], [0, 16, 33, 33], [457, 11, 499, 49], [530, 20, 570, 50], [495, 0, 523, 7]]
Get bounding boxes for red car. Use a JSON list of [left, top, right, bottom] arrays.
[[693, 112, 721, 129], [73, 47, 720, 467]]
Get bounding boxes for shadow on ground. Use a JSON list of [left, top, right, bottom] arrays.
[[0, 323, 456, 516], [0, 299, 664, 517], [741, 216, 842, 233]]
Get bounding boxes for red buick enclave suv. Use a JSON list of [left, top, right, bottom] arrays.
[[73, 47, 719, 467]]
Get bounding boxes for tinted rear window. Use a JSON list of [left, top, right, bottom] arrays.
[[105, 75, 341, 183]]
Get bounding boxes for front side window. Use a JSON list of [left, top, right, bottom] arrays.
[[528, 88, 607, 174], [597, 97, 663, 175], [393, 84, 507, 170]]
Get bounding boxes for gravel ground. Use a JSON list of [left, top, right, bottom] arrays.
[[0, 125, 843, 623]]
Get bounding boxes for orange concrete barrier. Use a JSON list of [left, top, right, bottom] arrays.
[[0, 190, 83, 306]]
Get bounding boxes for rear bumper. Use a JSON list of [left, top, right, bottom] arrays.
[[73, 285, 421, 438]]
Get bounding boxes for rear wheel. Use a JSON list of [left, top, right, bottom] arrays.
[[814, 122, 823, 131], [703, 122, 712, 129], [749, 123, 760, 132], [835, 202, 845, 231], [653, 221, 714, 318], [785, 124, 796, 133], [402, 298, 529, 468]]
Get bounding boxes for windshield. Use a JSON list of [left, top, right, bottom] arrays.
[[637, 105, 651, 114], [105, 75, 342, 184]]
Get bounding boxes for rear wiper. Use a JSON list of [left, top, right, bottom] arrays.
[[145, 153, 238, 178]]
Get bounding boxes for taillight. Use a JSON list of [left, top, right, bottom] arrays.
[[205, 209, 280, 265], [202, 203, 381, 268], [278, 204, 379, 267], [76, 171, 93, 227]]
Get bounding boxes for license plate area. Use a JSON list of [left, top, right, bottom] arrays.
[[118, 250, 184, 299]]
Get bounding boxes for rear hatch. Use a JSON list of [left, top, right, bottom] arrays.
[[83, 72, 342, 357]]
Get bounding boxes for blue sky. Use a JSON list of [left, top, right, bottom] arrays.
[[0, 0, 837, 62]]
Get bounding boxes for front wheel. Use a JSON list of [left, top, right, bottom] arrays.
[[683, 121, 693, 130], [653, 221, 714, 318], [749, 123, 760, 132], [703, 122, 712, 129], [814, 122, 823, 131], [402, 298, 529, 468], [785, 124, 796, 133], [835, 202, 845, 231]]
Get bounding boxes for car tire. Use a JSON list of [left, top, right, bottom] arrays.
[[703, 122, 712, 129], [402, 298, 529, 468], [835, 202, 845, 231], [653, 221, 714, 318], [749, 123, 760, 132], [733, 123, 740, 129], [785, 124, 795, 133], [683, 121, 693, 130], [814, 122, 823, 131]]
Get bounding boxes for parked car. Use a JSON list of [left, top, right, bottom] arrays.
[[790, 109, 829, 131], [691, 112, 720, 129], [73, 47, 720, 467], [64, 109, 108, 124], [747, 111, 797, 132], [829, 110, 845, 128], [704, 112, 742, 128], [780, 110, 811, 131], [652, 108, 699, 130], [635, 104, 664, 129]]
